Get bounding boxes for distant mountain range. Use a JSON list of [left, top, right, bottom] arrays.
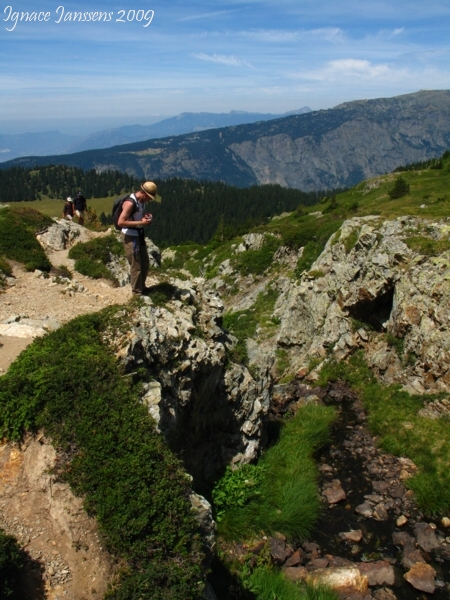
[[0, 108, 311, 162], [3, 90, 450, 191]]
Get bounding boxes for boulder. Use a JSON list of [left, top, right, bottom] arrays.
[[306, 566, 369, 597]]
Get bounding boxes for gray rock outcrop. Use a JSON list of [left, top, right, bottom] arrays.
[[273, 215, 450, 393], [110, 276, 269, 491]]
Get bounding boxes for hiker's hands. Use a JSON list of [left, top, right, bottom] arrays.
[[142, 213, 153, 226]]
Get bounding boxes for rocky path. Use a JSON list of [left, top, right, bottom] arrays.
[[223, 382, 450, 600]]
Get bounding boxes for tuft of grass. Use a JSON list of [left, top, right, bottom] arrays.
[[317, 352, 450, 517], [217, 403, 336, 540], [248, 568, 339, 600], [0, 206, 52, 271], [0, 310, 206, 599], [68, 234, 124, 283], [404, 235, 450, 257]]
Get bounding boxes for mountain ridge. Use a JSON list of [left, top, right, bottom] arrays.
[[3, 90, 449, 191]]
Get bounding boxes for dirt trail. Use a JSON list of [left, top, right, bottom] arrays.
[[0, 244, 157, 372]]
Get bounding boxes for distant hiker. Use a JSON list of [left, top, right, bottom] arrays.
[[63, 197, 74, 220], [73, 191, 87, 225], [117, 181, 158, 296]]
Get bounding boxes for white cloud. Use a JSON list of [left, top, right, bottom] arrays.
[[193, 53, 252, 67]]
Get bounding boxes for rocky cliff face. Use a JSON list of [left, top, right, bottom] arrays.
[[107, 277, 270, 493], [272, 215, 450, 394]]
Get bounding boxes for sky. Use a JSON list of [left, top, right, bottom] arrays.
[[0, 0, 449, 134]]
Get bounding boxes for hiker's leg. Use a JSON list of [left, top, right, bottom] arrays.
[[124, 235, 144, 294], [141, 241, 150, 287]]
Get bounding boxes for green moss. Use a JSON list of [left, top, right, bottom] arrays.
[[343, 228, 360, 254], [307, 270, 325, 279], [0, 207, 52, 271], [0, 310, 205, 599]]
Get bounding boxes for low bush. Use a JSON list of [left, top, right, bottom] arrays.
[[0, 207, 52, 271], [68, 234, 124, 283], [0, 529, 27, 599], [0, 310, 205, 599], [234, 236, 280, 276]]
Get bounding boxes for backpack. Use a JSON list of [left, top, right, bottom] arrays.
[[112, 194, 138, 230]]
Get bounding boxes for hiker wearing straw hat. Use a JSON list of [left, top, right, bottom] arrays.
[[117, 181, 160, 296]]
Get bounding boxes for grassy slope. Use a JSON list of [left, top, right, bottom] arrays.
[[1, 196, 115, 219]]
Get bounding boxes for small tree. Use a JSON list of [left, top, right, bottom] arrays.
[[389, 176, 410, 200]]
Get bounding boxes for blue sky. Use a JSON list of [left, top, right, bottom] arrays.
[[1, 0, 449, 133]]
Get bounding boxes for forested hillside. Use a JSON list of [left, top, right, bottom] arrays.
[[0, 164, 340, 246], [0, 165, 140, 202]]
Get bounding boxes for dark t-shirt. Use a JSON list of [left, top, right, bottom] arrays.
[[74, 195, 86, 211]]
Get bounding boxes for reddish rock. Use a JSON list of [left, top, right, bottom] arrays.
[[306, 558, 329, 570], [248, 540, 265, 555], [269, 536, 292, 563], [284, 549, 305, 567], [404, 562, 436, 593], [283, 566, 308, 581], [373, 587, 397, 600], [339, 530, 363, 543], [414, 522, 440, 552], [324, 479, 347, 504], [357, 561, 395, 586]]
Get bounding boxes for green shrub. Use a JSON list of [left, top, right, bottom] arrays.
[[68, 234, 124, 283], [145, 282, 177, 306], [234, 236, 280, 276], [388, 176, 410, 200], [0, 529, 27, 599], [0, 207, 52, 271], [213, 464, 263, 522], [0, 311, 205, 598], [217, 403, 335, 540]]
